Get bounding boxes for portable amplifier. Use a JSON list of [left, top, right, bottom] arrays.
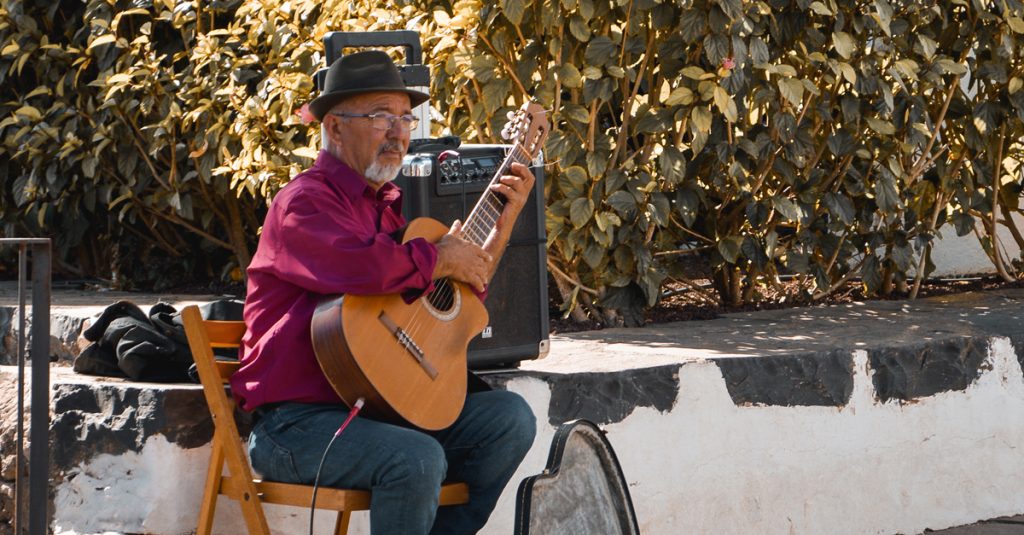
[[397, 142, 550, 368]]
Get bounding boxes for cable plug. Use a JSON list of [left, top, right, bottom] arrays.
[[334, 398, 366, 437]]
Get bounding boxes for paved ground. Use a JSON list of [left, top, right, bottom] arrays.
[[0, 280, 226, 314]]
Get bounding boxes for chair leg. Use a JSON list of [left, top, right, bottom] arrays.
[[197, 440, 225, 535], [333, 510, 352, 535], [236, 489, 273, 535], [216, 425, 272, 535]]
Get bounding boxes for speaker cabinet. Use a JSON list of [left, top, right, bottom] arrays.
[[396, 143, 549, 368]]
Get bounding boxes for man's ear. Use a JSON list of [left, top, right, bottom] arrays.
[[323, 115, 341, 144]]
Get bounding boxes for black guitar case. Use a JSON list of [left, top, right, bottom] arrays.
[[514, 419, 641, 534]]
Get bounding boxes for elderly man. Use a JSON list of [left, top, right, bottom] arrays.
[[230, 51, 537, 534]]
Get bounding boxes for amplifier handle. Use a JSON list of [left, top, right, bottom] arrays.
[[324, 30, 423, 65]]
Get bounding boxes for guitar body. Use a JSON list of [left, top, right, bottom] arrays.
[[311, 217, 489, 431], [311, 101, 549, 431]]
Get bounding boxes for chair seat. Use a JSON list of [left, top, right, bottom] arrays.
[[222, 477, 470, 510]]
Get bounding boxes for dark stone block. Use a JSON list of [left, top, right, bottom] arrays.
[[714, 349, 854, 406], [51, 314, 86, 363], [867, 337, 988, 403], [50, 383, 213, 473], [0, 307, 14, 365], [1010, 334, 1024, 376], [502, 366, 679, 427]]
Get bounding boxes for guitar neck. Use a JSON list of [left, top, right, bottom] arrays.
[[460, 143, 534, 247]]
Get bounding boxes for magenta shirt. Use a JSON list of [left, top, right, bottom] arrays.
[[230, 151, 439, 411]]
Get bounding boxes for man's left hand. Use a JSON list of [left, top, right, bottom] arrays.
[[480, 162, 536, 270], [490, 162, 536, 229]]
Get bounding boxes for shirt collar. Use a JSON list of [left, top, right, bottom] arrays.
[[313, 149, 402, 207]]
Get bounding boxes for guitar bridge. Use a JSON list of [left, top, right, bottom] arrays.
[[378, 312, 438, 379]]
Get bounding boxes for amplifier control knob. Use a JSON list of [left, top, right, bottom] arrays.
[[439, 161, 456, 183]]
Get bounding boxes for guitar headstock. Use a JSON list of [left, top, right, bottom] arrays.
[[501, 102, 550, 160]]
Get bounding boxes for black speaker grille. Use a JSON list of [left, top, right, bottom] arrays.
[[395, 144, 548, 368]]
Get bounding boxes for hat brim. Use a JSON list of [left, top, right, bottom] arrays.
[[309, 88, 430, 121]]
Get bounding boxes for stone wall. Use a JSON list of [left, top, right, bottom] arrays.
[[27, 329, 1024, 535], [0, 306, 87, 367], [505, 339, 1024, 535], [5, 290, 1024, 534], [0, 369, 24, 535]]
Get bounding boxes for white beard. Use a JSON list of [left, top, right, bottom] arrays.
[[364, 161, 402, 184]]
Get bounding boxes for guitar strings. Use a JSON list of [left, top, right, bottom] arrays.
[[400, 172, 506, 340], [402, 143, 534, 345], [426, 143, 530, 307], [402, 145, 521, 340]]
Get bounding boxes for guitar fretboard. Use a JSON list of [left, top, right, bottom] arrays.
[[459, 144, 534, 247]]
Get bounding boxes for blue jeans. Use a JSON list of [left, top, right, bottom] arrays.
[[248, 390, 536, 535]]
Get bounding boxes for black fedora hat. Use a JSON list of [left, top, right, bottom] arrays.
[[309, 50, 430, 121]]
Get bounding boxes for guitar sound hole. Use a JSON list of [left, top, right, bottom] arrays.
[[427, 279, 456, 312]]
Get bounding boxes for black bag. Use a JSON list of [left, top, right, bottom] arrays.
[[73, 299, 243, 382]]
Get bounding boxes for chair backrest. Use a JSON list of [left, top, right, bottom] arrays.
[[182, 305, 246, 415], [181, 304, 274, 534]]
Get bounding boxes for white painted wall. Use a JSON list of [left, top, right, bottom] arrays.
[[51, 336, 1024, 535], [498, 339, 1024, 535], [929, 211, 1024, 277], [53, 437, 207, 534], [588, 342, 1024, 535]]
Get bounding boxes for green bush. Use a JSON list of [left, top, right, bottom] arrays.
[[423, 0, 1024, 319], [1, 0, 328, 287], [418, 0, 1024, 323], [2, 0, 1023, 321]]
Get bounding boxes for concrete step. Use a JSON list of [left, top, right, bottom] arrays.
[[0, 280, 226, 364]]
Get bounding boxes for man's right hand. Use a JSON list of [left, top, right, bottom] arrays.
[[432, 220, 492, 293]]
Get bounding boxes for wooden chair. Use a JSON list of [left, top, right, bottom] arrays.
[[181, 305, 470, 535]]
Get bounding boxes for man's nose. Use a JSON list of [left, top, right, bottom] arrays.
[[387, 123, 408, 141]]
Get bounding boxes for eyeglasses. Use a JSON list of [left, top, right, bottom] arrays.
[[330, 112, 420, 132]]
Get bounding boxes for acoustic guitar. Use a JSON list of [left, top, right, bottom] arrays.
[[311, 102, 550, 430]]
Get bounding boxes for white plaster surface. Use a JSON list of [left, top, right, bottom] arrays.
[[523, 339, 1024, 535], [53, 436, 207, 535], [49, 338, 1024, 535], [51, 434, 351, 535], [929, 212, 1024, 277]]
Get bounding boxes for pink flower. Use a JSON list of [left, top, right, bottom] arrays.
[[297, 103, 316, 124], [722, 57, 736, 71]]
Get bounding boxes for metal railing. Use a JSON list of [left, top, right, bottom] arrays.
[[1, 239, 51, 535]]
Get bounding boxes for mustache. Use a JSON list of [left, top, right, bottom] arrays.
[[377, 142, 403, 154]]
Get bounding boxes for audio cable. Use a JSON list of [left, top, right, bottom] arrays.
[[309, 397, 365, 535]]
